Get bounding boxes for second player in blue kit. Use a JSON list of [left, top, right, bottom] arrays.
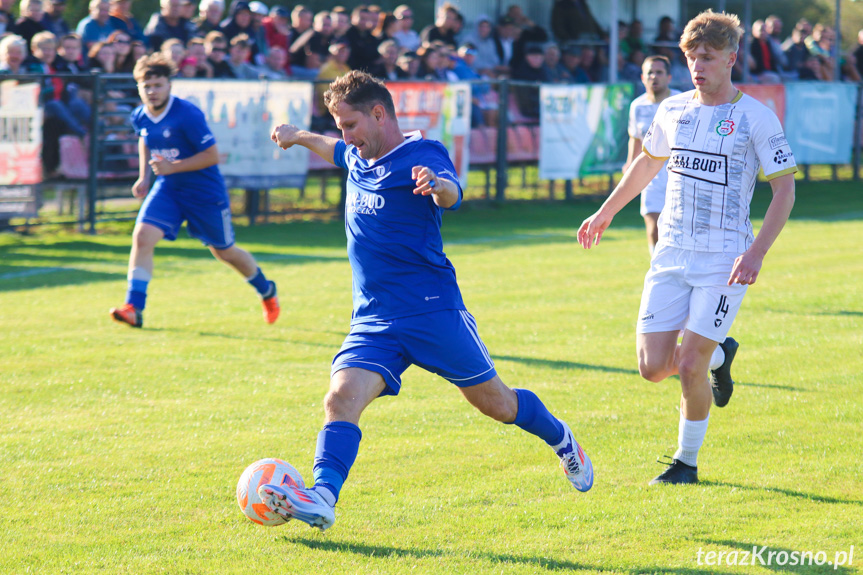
[[110, 53, 279, 328], [257, 71, 594, 532]]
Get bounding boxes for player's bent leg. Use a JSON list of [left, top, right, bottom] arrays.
[[325, 367, 387, 424], [459, 375, 518, 422], [637, 330, 681, 383], [210, 245, 280, 323], [461, 377, 593, 492]]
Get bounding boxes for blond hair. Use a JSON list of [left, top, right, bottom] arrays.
[[680, 10, 743, 53]]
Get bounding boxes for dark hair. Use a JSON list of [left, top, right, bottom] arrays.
[[323, 70, 395, 117], [643, 54, 671, 73], [133, 51, 177, 82]]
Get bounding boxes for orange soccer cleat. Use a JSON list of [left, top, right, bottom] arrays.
[[110, 303, 143, 328], [262, 282, 280, 324]]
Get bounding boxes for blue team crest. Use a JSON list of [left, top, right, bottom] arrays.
[[374, 165, 386, 178], [715, 119, 735, 137], [162, 128, 171, 138]]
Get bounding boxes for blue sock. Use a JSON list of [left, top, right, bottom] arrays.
[[507, 388, 565, 447], [126, 278, 148, 310], [246, 267, 273, 298], [312, 421, 362, 504]]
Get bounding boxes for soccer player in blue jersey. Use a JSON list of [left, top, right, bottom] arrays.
[[109, 53, 279, 328], [256, 71, 593, 531]]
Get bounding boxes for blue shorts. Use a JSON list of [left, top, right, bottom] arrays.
[[137, 182, 235, 249], [331, 309, 497, 396]]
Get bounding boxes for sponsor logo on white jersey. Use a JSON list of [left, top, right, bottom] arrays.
[[669, 149, 727, 185], [768, 133, 787, 150]]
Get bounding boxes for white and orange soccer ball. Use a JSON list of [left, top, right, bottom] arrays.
[[236, 458, 305, 526]]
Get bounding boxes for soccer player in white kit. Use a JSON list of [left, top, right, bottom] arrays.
[[624, 55, 679, 254], [578, 10, 797, 485]]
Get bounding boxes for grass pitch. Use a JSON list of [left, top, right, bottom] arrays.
[[1, 180, 861, 574]]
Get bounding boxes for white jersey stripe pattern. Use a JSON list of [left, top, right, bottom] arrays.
[[642, 90, 797, 254]]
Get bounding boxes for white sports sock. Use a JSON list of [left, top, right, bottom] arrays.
[[673, 413, 709, 467], [127, 267, 152, 282], [708, 345, 725, 371], [312, 485, 337, 507]]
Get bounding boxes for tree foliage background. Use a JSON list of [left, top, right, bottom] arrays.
[[26, 0, 863, 50]]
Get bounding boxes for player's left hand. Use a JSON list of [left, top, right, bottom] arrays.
[[728, 250, 763, 286], [412, 166, 438, 196], [149, 154, 174, 176]]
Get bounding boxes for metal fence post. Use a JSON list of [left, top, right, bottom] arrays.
[[854, 84, 862, 182], [495, 79, 509, 202], [86, 73, 101, 235]]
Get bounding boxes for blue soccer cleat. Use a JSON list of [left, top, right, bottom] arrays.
[[556, 419, 594, 492], [257, 483, 336, 531]]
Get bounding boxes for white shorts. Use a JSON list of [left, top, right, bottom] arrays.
[[639, 164, 668, 216], [637, 244, 748, 342]]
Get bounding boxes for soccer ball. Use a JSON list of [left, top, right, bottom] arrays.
[[236, 458, 305, 526]]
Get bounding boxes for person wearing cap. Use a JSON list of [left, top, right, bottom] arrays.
[[463, 14, 500, 77], [512, 43, 551, 119], [192, 0, 224, 38], [542, 42, 572, 83], [560, 43, 590, 83], [392, 5, 419, 52], [144, 0, 196, 51], [226, 32, 260, 78], [41, 0, 70, 38], [262, 6, 291, 73], [178, 54, 198, 77], [395, 49, 419, 79]]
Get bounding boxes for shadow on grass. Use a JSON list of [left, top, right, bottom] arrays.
[[698, 539, 855, 574], [738, 381, 806, 392], [0, 266, 118, 291], [700, 480, 863, 507], [288, 537, 742, 574], [495, 354, 639, 375]]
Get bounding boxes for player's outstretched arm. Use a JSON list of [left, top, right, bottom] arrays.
[[577, 152, 665, 249], [728, 173, 795, 286], [412, 166, 459, 208], [132, 138, 151, 198], [271, 124, 340, 165]]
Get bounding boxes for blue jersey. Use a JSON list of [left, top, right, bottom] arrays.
[[333, 131, 465, 325], [130, 96, 226, 198]]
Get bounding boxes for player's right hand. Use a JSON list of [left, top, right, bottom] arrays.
[[271, 124, 299, 149], [132, 178, 149, 198], [577, 211, 613, 249]]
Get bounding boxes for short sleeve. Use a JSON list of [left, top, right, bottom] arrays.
[[425, 142, 462, 211], [332, 139, 348, 169], [627, 101, 638, 139], [130, 109, 142, 137], [181, 106, 217, 154], [641, 101, 670, 160], [753, 110, 798, 180]]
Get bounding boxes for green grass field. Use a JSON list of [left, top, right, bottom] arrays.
[[1, 180, 861, 574]]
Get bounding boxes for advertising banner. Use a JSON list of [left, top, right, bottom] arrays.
[[783, 82, 856, 165], [738, 84, 786, 125], [539, 83, 634, 180], [171, 79, 313, 188], [387, 82, 472, 186], [0, 80, 42, 218]]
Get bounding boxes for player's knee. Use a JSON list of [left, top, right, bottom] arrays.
[[676, 357, 704, 386], [467, 392, 516, 422], [638, 359, 668, 383], [132, 226, 159, 249]]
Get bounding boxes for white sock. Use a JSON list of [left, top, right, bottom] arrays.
[[127, 267, 152, 282], [312, 485, 337, 507], [708, 345, 725, 370], [673, 413, 709, 467]]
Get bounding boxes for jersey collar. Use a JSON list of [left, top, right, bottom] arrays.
[[366, 130, 422, 166], [144, 95, 175, 124]]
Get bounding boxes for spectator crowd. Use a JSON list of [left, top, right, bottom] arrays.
[[2, 0, 863, 171]]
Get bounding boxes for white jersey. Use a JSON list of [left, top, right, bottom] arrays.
[[642, 90, 797, 254], [628, 90, 681, 215]]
